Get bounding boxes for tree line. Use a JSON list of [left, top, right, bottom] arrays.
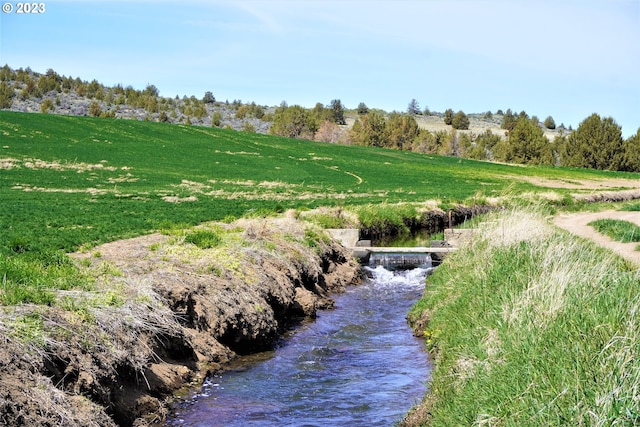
[[270, 101, 640, 173]]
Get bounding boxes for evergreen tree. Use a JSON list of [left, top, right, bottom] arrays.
[[386, 113, 419, 150], [203, 91, 216, 103], [451, 110, 470, 130], [270, 105, 318, 139], [407, 99, 421, 115], [501, 108, 518, 131], [544, 116, 556, 130], [494, 118, 552, 165], [443, 108, 454, 125], [357, 102, 369, 115], [329, 99, 346, 125], [562, 113, 624, 170], [349, 111, 386, 147], [620, 129, 640, 172]]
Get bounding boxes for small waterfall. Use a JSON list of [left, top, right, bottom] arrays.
[[368, 252, 432, 271]]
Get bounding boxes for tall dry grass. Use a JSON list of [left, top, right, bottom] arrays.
[[407, 206, 640, 426]]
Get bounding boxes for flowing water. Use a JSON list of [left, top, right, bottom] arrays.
[[166, 264, 431, 427]]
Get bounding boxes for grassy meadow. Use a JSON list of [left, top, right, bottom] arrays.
[[2, 110, 638, 253]]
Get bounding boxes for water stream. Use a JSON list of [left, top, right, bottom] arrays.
[[166, 264, 431, 427]]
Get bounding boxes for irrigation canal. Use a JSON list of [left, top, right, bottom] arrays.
[[165, 260, 432, 426]]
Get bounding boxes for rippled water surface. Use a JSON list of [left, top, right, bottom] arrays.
[[166, 266, 431, 427]]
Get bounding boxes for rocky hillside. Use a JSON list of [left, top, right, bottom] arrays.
[[1, 65, 567, 141], [0, 66, 273, 132]]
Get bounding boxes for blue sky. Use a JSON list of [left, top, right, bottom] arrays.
[[1, 0, 639, 136]]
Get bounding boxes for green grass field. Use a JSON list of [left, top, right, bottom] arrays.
[[3, 111, 638, 253]]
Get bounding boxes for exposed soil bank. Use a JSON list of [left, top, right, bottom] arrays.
[[0, 217, 360, 426], [0, 205, 490, 427]]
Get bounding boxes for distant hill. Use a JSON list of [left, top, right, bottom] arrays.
[[0, 65, 273, 132], [1, 65, 567, 140], [6, 65, 638, 173]]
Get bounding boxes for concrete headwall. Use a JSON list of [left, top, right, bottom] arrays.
[[444, 228, 474, 247], [326, 228, 360, 248]]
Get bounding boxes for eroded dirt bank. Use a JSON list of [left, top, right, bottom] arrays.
[[0, 217, 360, 426]]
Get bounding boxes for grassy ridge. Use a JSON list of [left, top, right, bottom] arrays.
[[2, 111, 637, 253], [407, 207, 640, 425]]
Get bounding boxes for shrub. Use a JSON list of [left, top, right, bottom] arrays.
[[184, 229, 222, 249], [357, 102, 369, 115], [211, 111, 222, 127], [451, 110, 470, 130], [314, 120, 342, 143], [0, 82, 15, 108], [544, 115, 556, 129], [40, 98, 53, 113], [348, 111, 386, 147], [242, 122, 256, 133], [88, 101, 102, 117], [386, 113, 419, 149], [443, 108, 454, 125], [270, 105, 318, 139]]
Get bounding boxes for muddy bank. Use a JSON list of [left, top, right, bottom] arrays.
[[0, 217, 360, 426]]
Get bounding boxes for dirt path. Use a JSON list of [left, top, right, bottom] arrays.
[[553, 210, 640, 266]]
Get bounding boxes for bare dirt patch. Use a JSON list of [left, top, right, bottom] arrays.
[[513, 175, 640, 192], [554, 210, 640, 266]]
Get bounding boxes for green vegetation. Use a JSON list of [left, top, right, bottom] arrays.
[[407, 207, 640, 425], [0, 248, 93, 305], [589, 219, 640, 243], [451, 110, 469, 130], [5, 66, 640, 173], [355, 203, 418, 237], [184, 229, 223, 249], [3, 66, 640, 427], [2, 110, 639, 256], [562, 113, 625, 171], [494, 117, 554, 165], [269, 100, 345, 139], [544, 115, 556, 130], [2, 110, 635, 309]]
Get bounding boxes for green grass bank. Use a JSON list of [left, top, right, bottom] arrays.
[[404, 207, 640, 426]]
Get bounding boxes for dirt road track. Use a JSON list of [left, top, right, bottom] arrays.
[[553, 210, 640, 266]]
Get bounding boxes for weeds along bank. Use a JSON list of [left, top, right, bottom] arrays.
[[403, 207, 640, 426], [0, 216, 359, 426]]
